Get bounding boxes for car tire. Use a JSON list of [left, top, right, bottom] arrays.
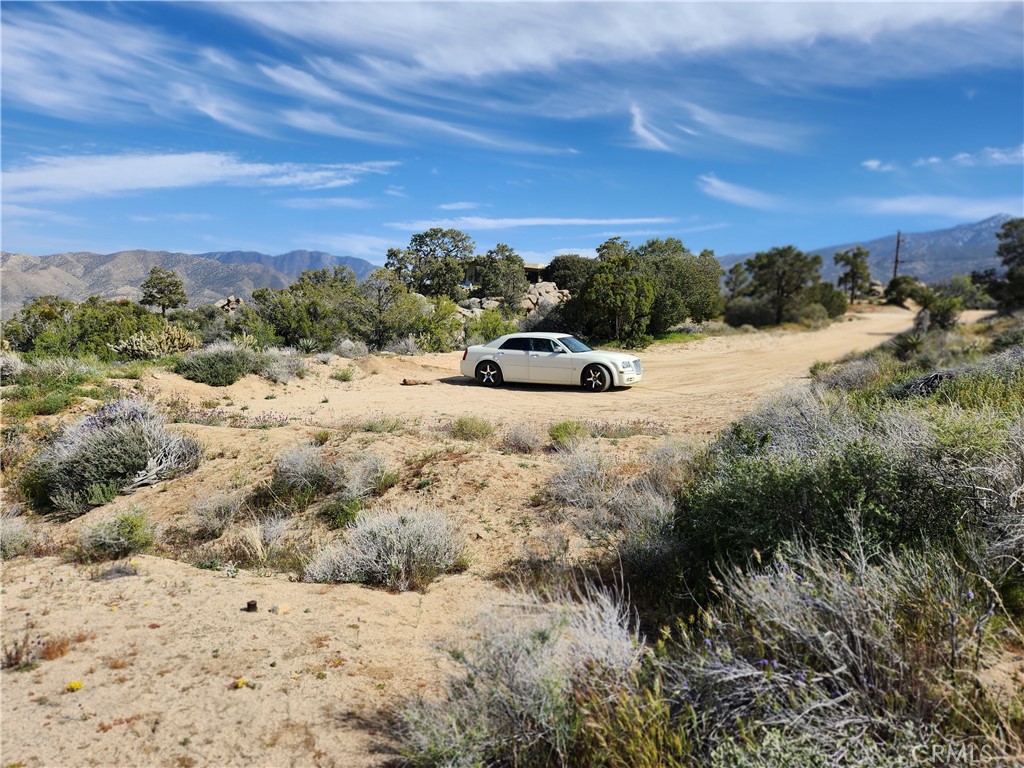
[[475, 361, 503, 387], [581, 364, 610, 392]]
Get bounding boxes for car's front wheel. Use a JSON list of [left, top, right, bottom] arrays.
[[581, 364, 610, 392], [475, 361, 504, 386]]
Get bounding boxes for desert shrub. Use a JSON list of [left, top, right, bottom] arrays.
[[361, 415, 405, 434], [586, 419, 665, 439], [549, 419, 590, 449], [927, 347, 1024, 411], [0, 352, 25, 383], [334, 338, 369, 358], [644, 439, 693, 496], [319, 498, 362, 529], [20, 400, 202, 516], [74, 507, 155, 562], [801, 281, 849, 319], [330, 365, 355, 382], [677, 389, 1021, 576], [267, 444, 338, 509], [662, 539, 1020, 763], [342, 453, 396, 500], [315, 352, 334, 365], [175, 343, 256, 386], [991, 326, 1024, 353], [724, 297, 775, 327], [384, 335, 421, 355], [304, 506, 464, 591], [548, 450, 620, 510], [0, 512, 33, 559], [257, 347, 306, 383], [796, 301, 830, 329], [191, 492, 242, 539], [501, 422, 543, 454], [449, 416, 494, 441], [397, 587, 647, 766]]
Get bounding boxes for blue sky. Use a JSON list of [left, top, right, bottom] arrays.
[[2, 1, 1022, 266]]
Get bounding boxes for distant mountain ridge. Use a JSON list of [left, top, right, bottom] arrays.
[[0, 249, 380, 319], [722, 214, 1016, 284]]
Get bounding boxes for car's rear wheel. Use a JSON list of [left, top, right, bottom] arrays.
[[475, 361, 503, 386], [581, 364, 610, 392]]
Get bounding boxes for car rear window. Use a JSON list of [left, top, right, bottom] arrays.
[[499, 337, 531, 351]]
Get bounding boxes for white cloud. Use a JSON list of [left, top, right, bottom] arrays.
[[861, 159, 897, 172], [387, 215, 676, 232], [303, 233, 396, 260], [696, 175, 785, 211], [3, 153, 399, 203], [850, 194, 1023, 219], [915, 144, 1024, 168], [629, 105, 671, 151], [438, 202, 479, 211]]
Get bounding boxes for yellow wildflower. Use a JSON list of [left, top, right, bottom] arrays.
[[66, 681, 84, 692]]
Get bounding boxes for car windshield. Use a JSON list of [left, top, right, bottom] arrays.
[[558, 336, 592, 353]]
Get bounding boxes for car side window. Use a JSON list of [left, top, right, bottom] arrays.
[[499, 338, 530, 351], [530, 338, 555, 352]]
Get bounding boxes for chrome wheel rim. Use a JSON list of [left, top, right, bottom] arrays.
[[479, 364, 498, 383], [584, 369, 604, 389]]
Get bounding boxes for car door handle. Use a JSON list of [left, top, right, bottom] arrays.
[[530, 354, 540, 357]]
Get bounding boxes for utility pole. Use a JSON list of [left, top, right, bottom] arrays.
[[892, 230, 902, 282]]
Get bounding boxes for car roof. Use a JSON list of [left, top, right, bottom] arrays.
[[497, 332, 571, 340]]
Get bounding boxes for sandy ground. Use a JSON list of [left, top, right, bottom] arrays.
[[1, 305, 926, 767]]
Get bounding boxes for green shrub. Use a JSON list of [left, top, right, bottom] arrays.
[[20, 400, 202, 516], [549, 419, 590, 449], [330, 365, 355, 382], [0, 514, 33, 560], [174, 344, 255, 386], [724, 297, 776, 327], [991, 326, 1024, 352], [449, 416, 494, 441], [796, 302, 829, 329], [74, 507, 155, 562], [319, 498, 362, 529], [108, 324, 200, 360], [304, 506, 465, 591]]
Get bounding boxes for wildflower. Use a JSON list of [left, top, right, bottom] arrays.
[[66, 681, 83, 692], [233, 677, 248, 689]]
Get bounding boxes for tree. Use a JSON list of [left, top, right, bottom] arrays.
[[251, 266, 366, 349], [834, 247, 871, 303], [358, 269, 423, 350], [634, 238, 723, 333], [996, 217, 1024, 270], [470, 243, 529, 316], [140, 267, 188, 316], [545, 253, 597, 297], [386, 228, 474, 299], [582, 239, 655, 345], [745, 246, 822, 325], [724, 263, 750, 301]]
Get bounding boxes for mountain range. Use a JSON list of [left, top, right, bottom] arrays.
[[721, 214, 1015, 285], [0, 215, 1016, 320], [0, 249, 378, 319]]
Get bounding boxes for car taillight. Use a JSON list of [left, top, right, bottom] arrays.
[[462, 349, 468, 360]]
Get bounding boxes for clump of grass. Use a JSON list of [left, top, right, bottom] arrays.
[[0, 511, 33, 559], [501, 422, 543, 454], [20, 399, 203, 516], [549, 419, 590, 449], [586, 419, 666, 439], [330, 365, 355, 383], [448, 416, 494, 441], [305, 506, 465, 591], [334, 338, 368, 358], [73, 507, 155, 562], [318, 498, 362, 529], [221, 515, 296, 569], [311, 429, 331, 446], [548, 449, 620, 510], [175, 343, 256, 386], [361, 415, 405, 434], [190, 492, 242, 539]]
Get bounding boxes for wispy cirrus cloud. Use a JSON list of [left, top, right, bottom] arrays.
[[281, 197, 374, 210], [438, 202, 479, 211], [3, 152, 399, 203], [388, 215, 676, 232], [914, 143, 1024, 167], [849, 194, 1023, 219], [696, 175, 786, 211]]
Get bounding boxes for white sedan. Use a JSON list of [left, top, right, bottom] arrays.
[[460, 332, 643, 392]]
